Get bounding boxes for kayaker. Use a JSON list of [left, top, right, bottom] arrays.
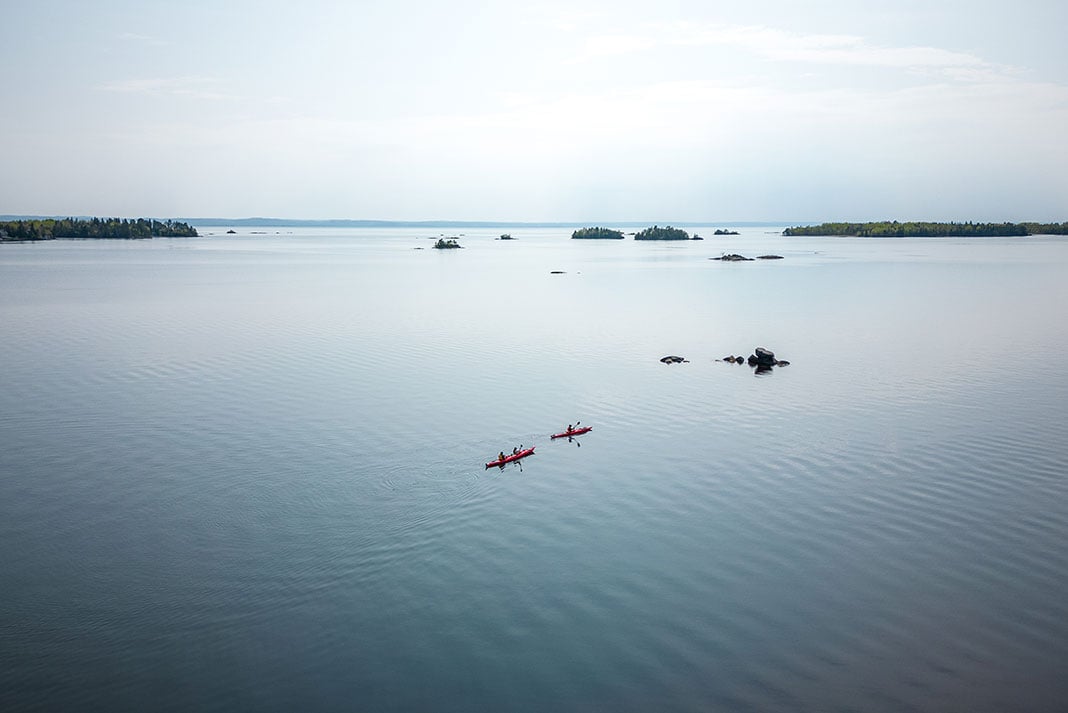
[[498, 451, 506, 462], [567, 424, 573, 433], [512, 447, 518, 455]]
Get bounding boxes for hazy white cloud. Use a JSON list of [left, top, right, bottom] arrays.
[[99, 76, 232, 100], [578, 33, 660, 58], [4, 1, 1068, 219], [117, 31, 170, 46], [573, 21, 997, 77]]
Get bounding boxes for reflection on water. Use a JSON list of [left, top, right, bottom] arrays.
[[2, 229, 1068, 712]]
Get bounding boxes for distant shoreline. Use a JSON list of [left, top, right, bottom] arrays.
[[1, 217, 198, 242], [5, 216, 1068, 236], [783, 220, 1068, 237], [1, 215, 793, 230]]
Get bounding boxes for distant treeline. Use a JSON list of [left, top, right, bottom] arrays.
[[0, 217, 199, 241], [783, 221, 1068, 237]]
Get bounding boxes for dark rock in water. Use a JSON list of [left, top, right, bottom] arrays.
[[550, 270, 565, 274], [756, 255, 784, 260], [692, 235, 704, 240], [660, 355, 688, 364], [226, 229, 237, 234], [711, 254, 754, 261], [754, 347, 776, 366], [726, 349, 793, 370], [729, 347, 792, 370]]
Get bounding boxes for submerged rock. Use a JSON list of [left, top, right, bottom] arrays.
[[756, 255, 784, 260], [711, 254, 754, 261], [660, 355, 689, 364]]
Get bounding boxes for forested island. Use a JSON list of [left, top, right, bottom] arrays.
[[0, 217, 199, 242], [783, 221, 1068, 237], [572, 226, 624, 239], [635, 225, 690, 240]]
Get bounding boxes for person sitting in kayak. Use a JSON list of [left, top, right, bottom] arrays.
[[512, 447, 518, 455], [567, 424, 574, 433], [498, 451, 506, 462]]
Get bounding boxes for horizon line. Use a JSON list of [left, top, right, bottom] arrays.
[[1, 215, 807, 228]]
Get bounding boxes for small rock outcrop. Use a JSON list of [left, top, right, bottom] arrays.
[[711, 254, 754, 261], [756, 255, 784, 260], [660, 355, 689, 364], [746, 347, 790, 370], [721, 347, 791, 372], [433, 238, 463, 249], [750, 347, 777, 366]]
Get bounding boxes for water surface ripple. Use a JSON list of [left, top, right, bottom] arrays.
[[2, 230, 1067, 712]]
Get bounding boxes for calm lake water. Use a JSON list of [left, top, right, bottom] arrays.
[[2, 227, 1067, 712]]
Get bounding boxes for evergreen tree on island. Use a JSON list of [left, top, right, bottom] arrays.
[[783, 221, 1068, 237], [572, 226, 624, 239], [1, 217, 198, 241], [634, 225, 690, 240]]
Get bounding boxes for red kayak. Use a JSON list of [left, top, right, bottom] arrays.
[[551, 426, 593, 439], [486, 446, 535, 468]]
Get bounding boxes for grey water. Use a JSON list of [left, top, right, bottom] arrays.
[[2, 227, 1067, 712]]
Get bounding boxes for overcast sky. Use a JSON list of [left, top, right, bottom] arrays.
[[3, 0, 1067, 222]]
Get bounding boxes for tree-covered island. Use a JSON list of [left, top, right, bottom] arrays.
[[783, 221, 1068, 237], [0, 217, 199, 242], [634, 225, 690, 240], [571, 226, 624, 239]]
